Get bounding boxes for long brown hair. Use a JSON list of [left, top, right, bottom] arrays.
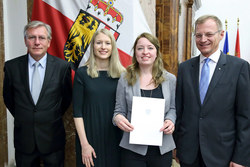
[[126, 32, 165, 86]]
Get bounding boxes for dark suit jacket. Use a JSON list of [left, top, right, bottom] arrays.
[[174, 52, 250, 167], [3, 53, 72, 154]]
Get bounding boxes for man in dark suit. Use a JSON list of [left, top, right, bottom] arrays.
[[174, 15, 250, 167], [3, 21, 72, 167]]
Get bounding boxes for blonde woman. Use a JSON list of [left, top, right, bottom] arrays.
[[73, 29, 125, 167]]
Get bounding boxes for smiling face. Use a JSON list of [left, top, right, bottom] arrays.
[[24, 26, 51, 61], [135, 37, 157, 67], [93, 32, 112, 62], [195, 18, 224, 57]]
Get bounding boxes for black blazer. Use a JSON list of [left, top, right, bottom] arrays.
[[174, 52, 250, 167], [3, 53, 72, 154]]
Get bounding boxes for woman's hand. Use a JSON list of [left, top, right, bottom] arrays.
[[81, 143, 96, 167], [160, 119, 175, 135], [114, 114, 134, 132]]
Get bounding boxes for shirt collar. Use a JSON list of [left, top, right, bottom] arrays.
[[28, 54, 47, 68], [200, 49, 221, 64]]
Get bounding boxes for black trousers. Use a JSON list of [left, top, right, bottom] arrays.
[[180, 149, 206, 167], [121, 146, 172, 167], [15, 147, 64, 167]]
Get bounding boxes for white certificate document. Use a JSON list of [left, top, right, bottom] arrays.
[[129, 96, 165, 146]]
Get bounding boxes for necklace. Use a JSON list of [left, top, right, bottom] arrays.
[[141, 89, 153, 98]]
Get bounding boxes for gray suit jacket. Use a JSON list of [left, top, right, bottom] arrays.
[[113, 70, 176, 155]]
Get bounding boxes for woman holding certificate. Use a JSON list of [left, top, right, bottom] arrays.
[[113, 32, 176, 167]]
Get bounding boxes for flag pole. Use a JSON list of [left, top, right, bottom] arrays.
[[235, 18, 240, 57], [225, 19, 227, 31], [237, 18, 239, 28]]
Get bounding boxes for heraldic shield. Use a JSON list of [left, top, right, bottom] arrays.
[[64, 9, 120, 71]]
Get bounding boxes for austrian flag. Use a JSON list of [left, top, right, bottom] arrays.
[[31, 0, 151, 70]]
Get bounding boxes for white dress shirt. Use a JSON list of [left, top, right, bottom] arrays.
[[28, 54, 47, 92], [199, 49, 221, 84]]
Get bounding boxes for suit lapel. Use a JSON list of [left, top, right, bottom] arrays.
[[161, 72, 169, 98], [203, 53, 227, 104], [191, 56, 201, 104], [38, 54, 55, 100], [132, 73, 141, 97], [21, 55, 34, 103]]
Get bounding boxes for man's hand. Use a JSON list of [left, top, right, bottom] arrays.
[[229, 161, 245, 167]]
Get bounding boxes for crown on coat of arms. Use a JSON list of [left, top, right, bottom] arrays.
[[87, 0, 123, 30]]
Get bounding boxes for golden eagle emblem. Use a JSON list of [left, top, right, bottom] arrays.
[[64, 10, 99, 70]]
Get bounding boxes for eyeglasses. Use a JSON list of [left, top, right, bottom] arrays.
[[194, 30, 221, 39], [26, 35, 49, 42]]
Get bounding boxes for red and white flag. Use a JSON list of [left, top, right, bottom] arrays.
[[31, 0, 151, 70], [235, 27, 240, 58]]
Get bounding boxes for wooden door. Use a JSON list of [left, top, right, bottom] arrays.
[[156, 0, 179, 76], [0, 0, 8, 166]]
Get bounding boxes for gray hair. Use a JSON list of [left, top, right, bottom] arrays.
[[24, 20, 52, 40], [195, 15, 223, 33]]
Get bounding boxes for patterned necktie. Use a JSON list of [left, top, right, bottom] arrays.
[[31, 62, 41, 104], [199, 58, 210, 104]]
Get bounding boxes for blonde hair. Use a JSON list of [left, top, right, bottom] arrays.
[[126, 32, 165, 86], [85, 29, 125, 78]]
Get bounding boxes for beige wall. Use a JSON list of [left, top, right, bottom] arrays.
[[140, 0, 156, 35]]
